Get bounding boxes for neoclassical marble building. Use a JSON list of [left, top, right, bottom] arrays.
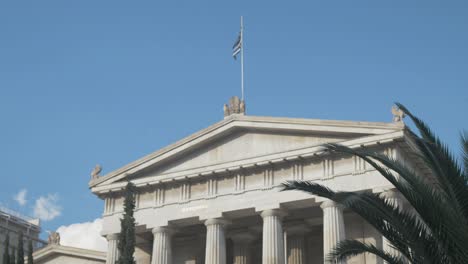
[[33, 244, 106, 264], [89, 98, 418, 264], [0, 207, 45, 263]]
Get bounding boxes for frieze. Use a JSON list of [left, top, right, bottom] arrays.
[[263, 167, 274, 187], [322, 159, 334, 179], [292, 163, 304, 181], [353, 156, 367, 174], [234, 172, 245, 191], [101, 145, 400, 215], [154, 187, 165, 206], [93, 131, 404, 195]]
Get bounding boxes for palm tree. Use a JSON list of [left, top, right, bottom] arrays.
[[283, 103, 468, 264]]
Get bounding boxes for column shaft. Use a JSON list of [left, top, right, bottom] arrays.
[[287, 236, 305, 264], [233, 242, 250, 264], [205, 218, 229, 264], [106, 234, 119, 264], [231, 232, 255, 264], [261, 209, 285, 264], [321, 201, 345, 264], [151, 227, 173, 264]]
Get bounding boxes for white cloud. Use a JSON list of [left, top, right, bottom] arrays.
[[56, 218, 107, 252], [13, 189, 27, 206], [33, 194, 61, 221]]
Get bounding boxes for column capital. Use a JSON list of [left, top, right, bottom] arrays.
[[106, 233, 119, 241], [152, 226, 175, 235], [260, 209, 286, 219], [320, 200, 344, 210], [204, 218, 231, 227]]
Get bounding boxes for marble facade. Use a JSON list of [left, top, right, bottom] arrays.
[[32, 244, 106, 264], [90, 104, 423, 264], [0, 207, 45, 263]]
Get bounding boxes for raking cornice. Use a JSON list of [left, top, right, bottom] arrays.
[[89, 114, 404, 192]]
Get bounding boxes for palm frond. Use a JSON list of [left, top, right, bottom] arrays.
[[282, 181, 437, 262], [328, 239, 407, 264], [462, 131, 468, 179], [282, 104, 468, 263], [323, 143, 468, 262], [396, 103, 468, 223]]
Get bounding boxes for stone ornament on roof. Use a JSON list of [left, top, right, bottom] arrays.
[[392, 105, 406, 123], [91, 164, 102, 180], [223, 96, 245, 117], [47, 231, 60, 245]]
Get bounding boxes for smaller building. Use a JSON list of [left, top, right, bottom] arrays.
[[0, 206, 46, 263], [33, 232, 106, 264], [33, 245, 106, 264]]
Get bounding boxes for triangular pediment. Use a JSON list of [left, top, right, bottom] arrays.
[[33, 245, 106, 263], [133, 130, 352, 178], [90, 115, 403, 189]]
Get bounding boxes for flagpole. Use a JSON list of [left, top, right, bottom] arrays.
[[240, 16, 245, 101]]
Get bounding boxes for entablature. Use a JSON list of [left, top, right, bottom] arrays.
[[97, 133, 419, 220], [93, 130, 406, 196], [89, 115, 405, 189]]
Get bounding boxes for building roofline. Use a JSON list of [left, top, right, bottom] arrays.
[[33, 244, 106, 262], [89, 114, 404, 189], [0, 206, 40, 229], [90, 129, 408, 194]]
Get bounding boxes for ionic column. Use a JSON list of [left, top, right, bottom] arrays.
[[285, 224, 309, 264], [205, 218, 230, 264], [382, 190, 403, 263], [106, 233, 119, 264], [261, 209, 286, 264], [151, 227, 174, 264], [231, 232, 256, 264], [321, 200, 345, 264]]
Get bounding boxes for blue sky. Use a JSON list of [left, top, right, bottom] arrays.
[[0, 1, 467, 240]]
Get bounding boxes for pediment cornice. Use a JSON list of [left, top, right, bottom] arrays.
[[90, 128, 407, 195], [90, 115, 404, 191], [33, 244, 106, 262]]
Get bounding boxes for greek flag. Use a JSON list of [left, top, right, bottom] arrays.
[[232, 32, 242, 60]]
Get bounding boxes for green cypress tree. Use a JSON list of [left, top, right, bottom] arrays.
[[27, 240, 33, 264], [3, 233, 10, 264], [16, 233, 23, 264], [9, 249, 14, 264], [116, 182, 136, 264]]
